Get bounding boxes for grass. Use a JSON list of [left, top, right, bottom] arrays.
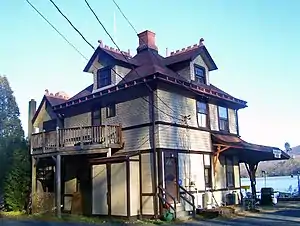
[[0, 211, 174, 225]]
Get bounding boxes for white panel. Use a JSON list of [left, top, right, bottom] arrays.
[[178, 153, 189, 187], [204, 154, 211, 166], [92, 165, 108, 215], [228, 109, 237, 134], [190, 154, 205, 191], [130, 161, 140, 216], [111, 163, 127, 216], [209, 104, 219, 131]]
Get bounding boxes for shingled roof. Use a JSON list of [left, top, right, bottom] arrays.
[[55, 30, 247, 110]]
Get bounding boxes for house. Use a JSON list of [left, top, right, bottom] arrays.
[[28, 30, 289, 219]]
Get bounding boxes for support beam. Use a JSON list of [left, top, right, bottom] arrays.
[[31, 157, 37, 213], [245, 162, 259, 201], [213, 144, 230, 176], [56, 154, 61, 218]]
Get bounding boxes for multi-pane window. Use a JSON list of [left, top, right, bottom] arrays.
[[204, 155, 212, 188], [194, 66, 206, 84], [197, 101, 208, 128], [218, 106, 229, 131], [92, 109, 101, 126], [106, 104, 116, 118], [97, 67, 111, 88], [226, 158, 235, 188]]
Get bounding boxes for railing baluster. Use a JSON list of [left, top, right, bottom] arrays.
[[80, 126, 83, 149], [42, 130, 45, 153]]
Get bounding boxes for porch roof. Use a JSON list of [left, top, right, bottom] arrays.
[[211, 134, 290, 163]]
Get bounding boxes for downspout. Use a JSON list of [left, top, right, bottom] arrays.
[[151, 89, 158, 218]]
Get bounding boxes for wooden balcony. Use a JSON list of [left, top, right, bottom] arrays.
[[31, 125, 122, 156]]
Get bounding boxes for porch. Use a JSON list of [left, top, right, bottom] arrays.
[[31, 125, 123, 156]]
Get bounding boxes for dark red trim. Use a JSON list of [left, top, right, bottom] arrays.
[[52, 74, 247, 111]]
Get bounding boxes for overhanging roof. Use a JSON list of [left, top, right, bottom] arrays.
[[212, 134, 290, 163]]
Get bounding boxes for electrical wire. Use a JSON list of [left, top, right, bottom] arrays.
[[84, 0, 185, 120]]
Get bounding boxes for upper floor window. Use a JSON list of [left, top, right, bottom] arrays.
[[92, 109, 101, 126], [218, 106, 229, 132], [97, 67, 112, 89], [197, 101, 208, 128], [106, 104, 116, 118], [194, 65, 206, 84]]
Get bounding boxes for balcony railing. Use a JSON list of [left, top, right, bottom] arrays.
[[31, 125, 122, 155]]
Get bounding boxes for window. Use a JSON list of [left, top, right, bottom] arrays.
[[204, 154, 212, 188], [226, 158, 235, 188], [43, 119, 57, 132], [204, 166, 212, 188], [197, 101, 208, 128], [194, 65, 206, 84], [106, 104, 116, 118], [97, 67, 111, 88], [92, 109, 101, 126], [218, 106, 229, 132]]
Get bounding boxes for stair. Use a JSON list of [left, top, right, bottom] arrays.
[[170, 203, 191, 220]]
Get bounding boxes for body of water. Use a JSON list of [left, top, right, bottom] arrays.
[[241, 176, 300, 193]]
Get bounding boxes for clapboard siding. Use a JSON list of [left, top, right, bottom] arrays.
[[209, 104, 219, 131], [64, 112, 91, 128], [121, 126, 151, 152], [156, 89, 197, 126], [157, 124, 212, 152], [102, 96, 150, 127], [228, 108, 237, 134]]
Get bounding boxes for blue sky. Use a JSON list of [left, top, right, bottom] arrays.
[[0, 0, 299, 149]]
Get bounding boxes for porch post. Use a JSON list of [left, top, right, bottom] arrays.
[[56, 154, 61, 218], [31, 157, 37, 213], [245, 162, 259, 200]]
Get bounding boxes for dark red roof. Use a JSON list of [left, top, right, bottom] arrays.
[[45, 95, 66, 106], [67, 84, 93, 102]]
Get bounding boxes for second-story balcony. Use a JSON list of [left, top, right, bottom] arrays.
[[31, 125, 123, 155]]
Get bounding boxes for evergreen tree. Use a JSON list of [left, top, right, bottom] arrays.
[[0, 75, 30, 211]]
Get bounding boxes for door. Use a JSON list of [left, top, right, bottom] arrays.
[[164, 155, 179, 203], [92, 164, 108, 215]]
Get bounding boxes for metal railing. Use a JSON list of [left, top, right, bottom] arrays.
[[178, 184, 196, 218], [158, 185, 177, 219]]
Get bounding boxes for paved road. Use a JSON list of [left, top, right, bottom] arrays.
[[1, 202, 300, 226]]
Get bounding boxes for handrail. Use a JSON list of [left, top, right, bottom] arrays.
[[158, 185, 176, 219], [31, 125, 122, 153], [178, 184, 196, 218]]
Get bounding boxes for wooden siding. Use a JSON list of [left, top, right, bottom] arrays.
[[157, 124, 212, 152], [228, 109, 237, 134], [214, 155, 226, 189], [130, 161, 140, 216], [101, 97, 150, 127], [156, 89, 197, 126], [114, 65, 131, 84], [64, 112, 91, 128], [111, 163, 127, 216], [209, 104, 219, 131]]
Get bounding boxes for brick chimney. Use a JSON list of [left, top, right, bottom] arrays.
[[137, 30, 158, 53]]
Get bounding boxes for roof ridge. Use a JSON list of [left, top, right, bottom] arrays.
[[98, 40, 132, 58], [169, 38, 205, 56]]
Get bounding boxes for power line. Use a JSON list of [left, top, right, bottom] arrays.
[[25, 0, 88, 61], [25, 0, 181, 122], [49, 0, 95, 50], [84, 0, 185, 120]]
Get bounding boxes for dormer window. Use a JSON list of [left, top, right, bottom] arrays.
[[194, 65, 206, 84], [97, 67, 112, 89]]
